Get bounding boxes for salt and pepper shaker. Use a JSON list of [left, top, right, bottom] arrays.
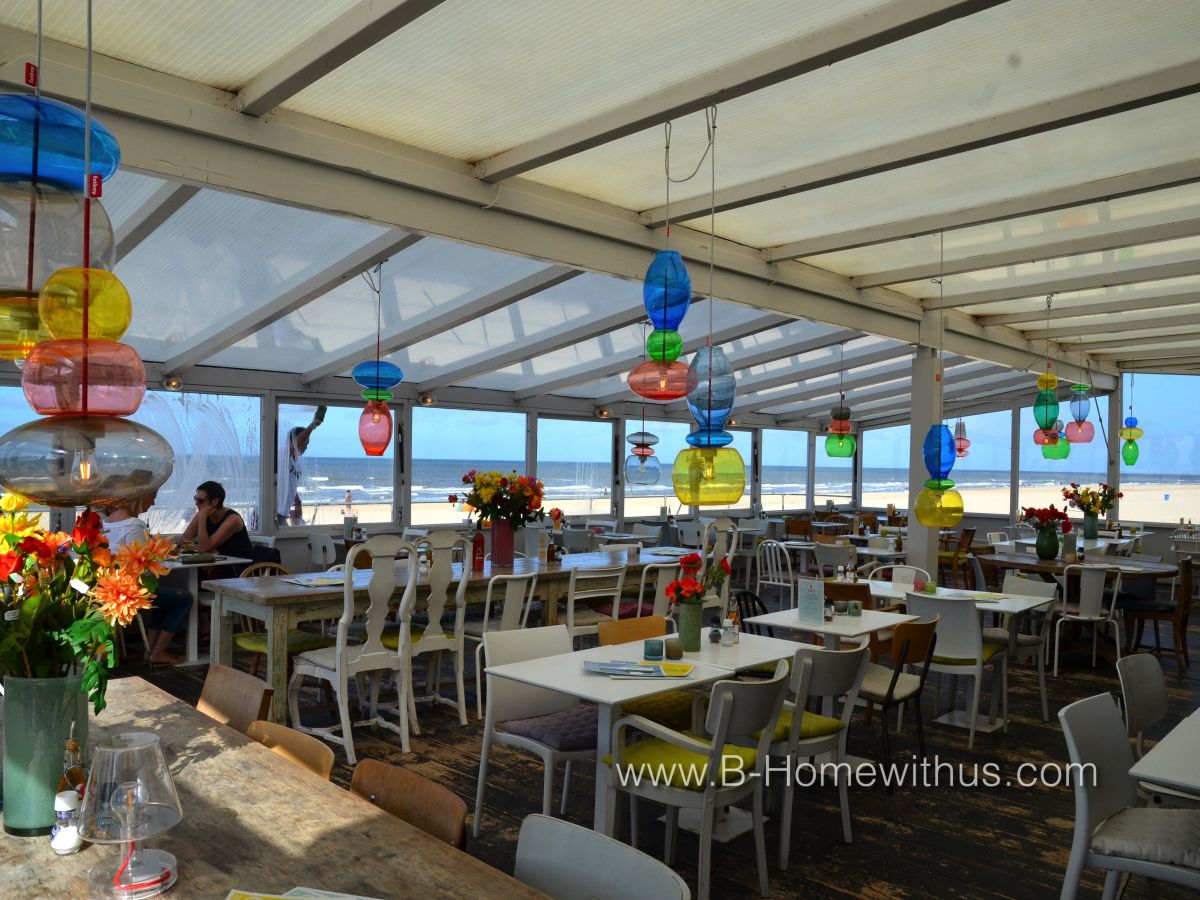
[[50, 790, 82, 855], [720, 618, 735, 647]]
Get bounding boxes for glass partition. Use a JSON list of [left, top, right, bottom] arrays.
[[1119, 374, 1199, 524], [861, 424, 909, 511], [815, 433, 855, 508], [760, 428, 808, 511], [412, 407, 525, 526], [622, 419, 693, 519], [278, 402, 394, 528], [1018, 395, 1109, 517], [537, 416, 613, 518], [946, 410, 1015, 515]]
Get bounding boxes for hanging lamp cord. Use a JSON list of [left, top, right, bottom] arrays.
[[361, 263, 384, 374], [80, 0, 94, 411]]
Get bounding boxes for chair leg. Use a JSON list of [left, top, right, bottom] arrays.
[[698, 800, 715, 900], [838, 753, 853, 843], [752, 785, 770, 898], [1053, 619, 1065, 678], [1036, 648, 1049, 722], [286, 670, 304, 727], [1101, 870, 1122, 900], [560, 760, 572, 816], [914, 695, 926, 760], [455, 646, 468, 726], [1152, 619, 1162, 652], [880, 705, 894, 796], [664, 807, 678, 866], [336, 675, 357, 765], [541, 758, 555, 816], [778, 767, 795, 870], [629, 793, 639, 849], [473, 731, 491, 838], [967, 673, 981, 751], [474, 641, 485, 720]]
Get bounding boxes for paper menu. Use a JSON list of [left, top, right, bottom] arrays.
[[797, 577, 825, 626]]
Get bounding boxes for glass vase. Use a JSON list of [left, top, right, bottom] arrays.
[[2, 674, 88, 836], [1035, 527, 1060, 561], [1083, 513, 1099, 540], [491, 520, 515, 567], [677, 602, 702, 653]]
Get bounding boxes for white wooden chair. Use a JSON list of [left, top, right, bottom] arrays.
[[1058, 693, 1200, 898], [606, 660, 790, 900], [702, 516, 738, 616], [1115, 653, 1200, 809], [287, 535, 417, 763], [561, 563, 628, 646], [514, 814, 690, 900], [755, 539, 795, 608], [632, 561, 680, 618], [813, 542, 853, 577], [1053, 565, 1122, 677], [631, 523, 663, 546], [464, 571, 538, 720], [676, 520, 704, 550], [474, 626, 596, 836], [870, 564, 930, 590]]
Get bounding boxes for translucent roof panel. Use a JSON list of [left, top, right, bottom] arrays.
[[805, 183, 1200, 278], [101, 169, 172, 234], [905, 236, 1200, 301], [736, 335, 898, 391], [283, 0, 881, 161], [711, 94, 1200, 250], [118, 191, 390, 364], [0, 1, 362, 91], [529, 0, 1200, 212], [965, 275, 1200, 320], [208, 237, 547, 374]]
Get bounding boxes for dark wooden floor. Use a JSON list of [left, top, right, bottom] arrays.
[[122, 589, 1199, 900]]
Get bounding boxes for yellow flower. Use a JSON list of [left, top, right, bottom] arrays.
[[0, 513, 39, 539], [0, 493, 29, 513]]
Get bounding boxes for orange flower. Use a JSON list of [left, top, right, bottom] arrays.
[[92, 546, 114, 568], [43, 532, 74, 556], [92, 570, 152, 627], [116, 536, 172, 578]]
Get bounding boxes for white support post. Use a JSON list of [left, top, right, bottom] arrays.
[[907, 347, 941, 575], [750, 427, 762, 515], [1009, 404, 1021, 524], [853, 429, 864, 509], [398, 402, 413, 527], [1106, 384, 1123, 520], [806, 432, 816, 511], [611, 418, 623, 523]]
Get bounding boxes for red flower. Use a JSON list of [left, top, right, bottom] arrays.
[[665, 576, 705, 602], [680, 552, 703, 575], [17, 536, 52, 564], [720, 558, 731, 575], [448, 494, 458, 505], [499, 477, 508, 487], [71, 510, 104, 549], [0, 551, 20, 581]]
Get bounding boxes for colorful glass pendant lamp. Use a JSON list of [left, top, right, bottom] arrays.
[[353, 263, 400, 456], [0, 0, 173, 507], [1119, 373, 1144, 465], [824, 343, 855, 458], [625, 328, 662, 486], [914, 233, 962, 528], [954, 420, 970, 457], [671, 105, 745, 506], [629, 123, 691, 402]]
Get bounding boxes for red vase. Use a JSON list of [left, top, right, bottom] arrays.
[[491, 520, 515, 567]]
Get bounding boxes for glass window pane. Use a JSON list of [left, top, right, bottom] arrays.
[[412, 407, 525, 526], [1018, 396, 1109, 514], [861, 424, 909, 511], [537, 417, 614, 518], [622, 419, 692, 517], [815, 432, 854, 508], [948, 411, 1015, 515], [279, 402, 394, 528], [130, 391, 261, 534], [1119, 374, 1198, 525], [761, 428, 808, 512]]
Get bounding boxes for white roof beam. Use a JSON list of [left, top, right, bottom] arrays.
[[646, 61, 1200, 227], [853, 215, 1200, 289], [977, 290, 1200, 327], [114, 182, 198, 261], [933, 259, 1200, 310], [235, 0, 448, 116], [518, 312, 791, 403], [1072, 330, 1200, 352], [474, 0, 1008, 181], [1119, 356, 1200, 371], [416, 304, 658, 393], [1026, 311, 1200, 341], [1096, 345, 1200, 361], [300, 265, 579, 384], [765, 160, 1200, 261], [160, 231, 422, 374], [825, 372, 1032, 424]]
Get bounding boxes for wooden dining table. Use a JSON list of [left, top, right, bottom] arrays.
[[205, 548, 685, 723], [976, 552, 1178, 584], [0, 677, 546, 899]]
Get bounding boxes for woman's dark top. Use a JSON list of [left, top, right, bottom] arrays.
[[207, 508, 255, 578]]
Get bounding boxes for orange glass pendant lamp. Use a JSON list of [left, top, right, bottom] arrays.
[[358, 400, 393, 457], [22, 338, 144, 415], [38, 267, 131, 340], [628, 359, 689, 401]]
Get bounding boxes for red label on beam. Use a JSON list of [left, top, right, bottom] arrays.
[[24, 63, 37, 87], [88, 174, 102, 198]]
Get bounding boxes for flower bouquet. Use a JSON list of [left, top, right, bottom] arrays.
[[548, 507, 564, 532], [1020, 504, 1072, 560], [665, 552, 731, 652], [0, 495, 173, 713], [450, 470, 546, 565], [1061, 482, 1121, 538]]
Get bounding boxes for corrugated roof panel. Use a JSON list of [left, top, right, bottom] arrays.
[[283, 0, 881, 161], [100, 169, 169, 233]]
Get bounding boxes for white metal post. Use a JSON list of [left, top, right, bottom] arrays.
[[907, 347, 941, 575]]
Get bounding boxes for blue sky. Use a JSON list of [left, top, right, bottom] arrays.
[[0, 372, 1191, 474]]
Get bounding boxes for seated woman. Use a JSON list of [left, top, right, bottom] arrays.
[[101, 491, 193, 666], [181, 480, 255, 562]]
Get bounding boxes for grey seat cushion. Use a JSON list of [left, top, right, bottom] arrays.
[[858, 661, 922, 703], [1116, 597, 1175, 613], [1091, 807, 1200, 869], [502, 704, 598, 751], [982, 627, 1043, 649]]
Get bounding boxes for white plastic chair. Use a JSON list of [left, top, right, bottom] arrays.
[[676, 520, 704, 549], [1115, 653, 1200, 809], [871, 564, 930, 590], [307, 533, 336, 569], [1058, 693, 1200, 899], [606, 660, 790, 900], [248, 534, 276, 548], [984, 572, 1056, 721], [633, 561, 681, 619], [986, 531, 1009, 547], [905, 591, 1007, 750], [813, 542, 853, 577], [562, 563, 628, 645], [561, 528, 593, 553], [464, 570, 538, 720], [287, 535, 417, 763], [514, 814, 690, 900], [474, 626, 596, 836], [1053, 565, 1123, 678], [630, 523, 663, 546], [755, 539, 795, 608]]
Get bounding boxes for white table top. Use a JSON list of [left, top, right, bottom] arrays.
[[594, 531, 649, 541], [485, 632, 805, 706], [864, 580, 1054, 616], [1129, 708, 1200, 795], [745, 606, 915, 640], [165, 554, 252, 571]]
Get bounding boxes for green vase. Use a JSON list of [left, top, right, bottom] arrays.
[[1035, 527, 1060, 561], [1083, 513, 1099, 540], [2, 675, 88, 836], [678, 602, 703, 653]]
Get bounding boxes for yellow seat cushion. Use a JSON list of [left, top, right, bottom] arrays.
[[233, 630, 333, 655], [604, 735, 756, 790], [621, 691, 694, 730], [380, 627, 455, 650], [756, 707, 843, 744], [933, 641, 1006, 666]]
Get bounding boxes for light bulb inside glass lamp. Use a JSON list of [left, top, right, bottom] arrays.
[[702, 450, 716, 481], [71, 448, 99, 489], [371, 409, 382, 424]]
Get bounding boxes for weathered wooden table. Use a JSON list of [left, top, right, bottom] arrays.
[[205, 548, 684, 722], [0, 677, 546, 899]]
